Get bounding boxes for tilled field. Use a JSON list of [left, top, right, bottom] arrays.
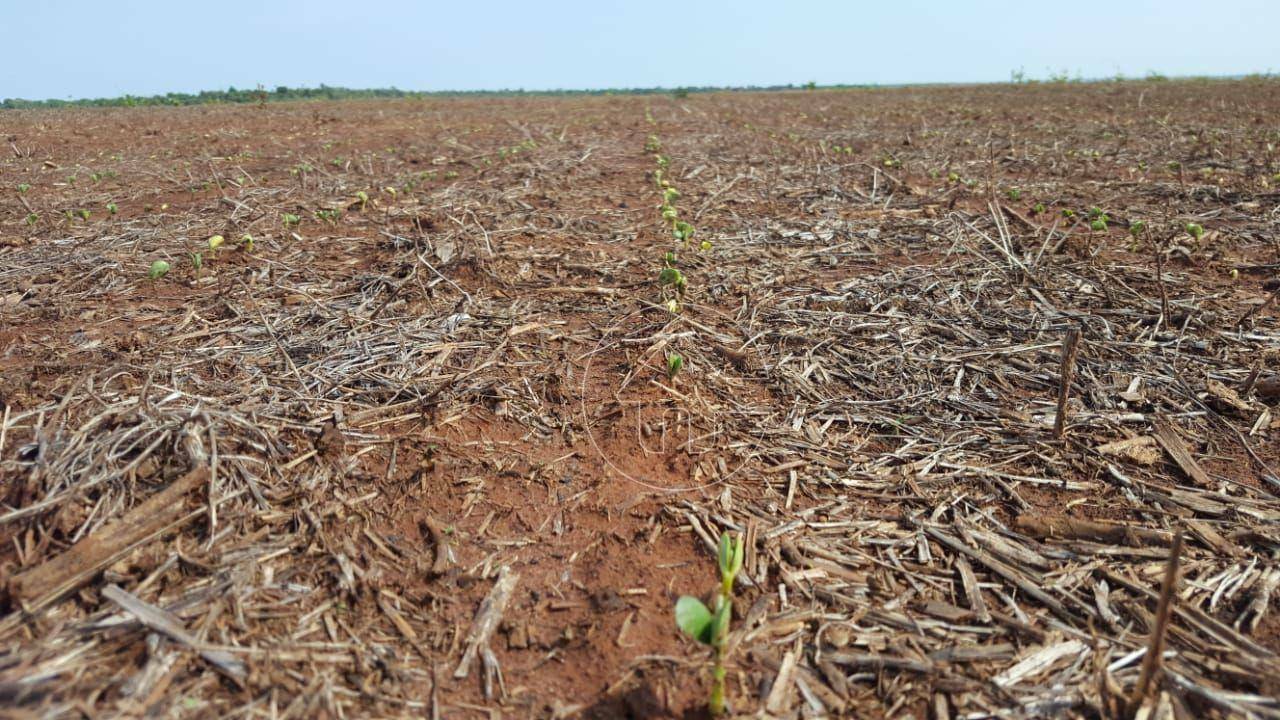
[[2, 81, 1280, 718]]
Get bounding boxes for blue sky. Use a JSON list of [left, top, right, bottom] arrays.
[[3, 0, 1276, 99]]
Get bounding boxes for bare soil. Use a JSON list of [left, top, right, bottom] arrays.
[[2, 80, 1280, 718]]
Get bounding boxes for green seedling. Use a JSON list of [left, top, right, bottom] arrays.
[[659, 267, 687, 294], [1086, 207, 1110, 232], [1128, 220, 1146, 238], [355, 190, 369, 210], [208, 234, 225, 253], [665, 298, 680, 313], [947, 172, 960, 183], [675, 532, 745, 716], [645, 135, 661, 153], [16, 183, 31, 194], [1031, 203, 1046, 215], [77, 209, 91, 221], [282, 213, 301, 227], [673, 221, 695, 244], [716, 532, 744, 596], [25, 213, 38, 226], [190, 252, 203, 271], [675, 594, 727, 645], [148, 260, 171, 280], [699, 240, 712, 252], [241, 234, 254, 252], [1184, 222, 1205, 241], [661, 206, 678, 223], [663, 187, 680, 205], [106, 202, 118, 215], [1006, 188, 1022, 201], [1062, 209, 1076, 219], [666, 352, 683, 381]]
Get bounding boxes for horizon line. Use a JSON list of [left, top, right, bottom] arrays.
[[4, 70, 1276, 107]]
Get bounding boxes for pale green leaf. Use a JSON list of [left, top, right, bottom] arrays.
[[675, 596, 714, 644]]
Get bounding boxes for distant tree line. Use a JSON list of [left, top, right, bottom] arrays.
[[2, 85, 417, 109], [1, 83, 859, 109], [7, 75, 1266, 110]]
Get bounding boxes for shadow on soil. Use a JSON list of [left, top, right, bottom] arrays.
[[580, 684, 709, 720]]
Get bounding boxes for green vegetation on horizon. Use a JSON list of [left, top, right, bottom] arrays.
[[4, 85, 426, 109], [4, 72, 1275, 110], [1, 82, 847, 109]]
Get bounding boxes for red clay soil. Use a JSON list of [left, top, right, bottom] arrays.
[[2, 81, 1280, 718]]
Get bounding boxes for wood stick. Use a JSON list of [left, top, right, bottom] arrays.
[[454, 566, 520, 679], [102, 583, 246, 685], [955, 556, 990, 623], [1101, 569, 1278, 662], [1127, 531, 1183, 718], [419, 516, 453, 576], [7, 467, 209, 613], [1151, 416, 1213, 487], [1151, 232, 1170, 328], [1053, 328, 1081, 439], [923, 525, 1084, 623], [1239, 360, 1262, 397], [1014, 514, 1172, 547]]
